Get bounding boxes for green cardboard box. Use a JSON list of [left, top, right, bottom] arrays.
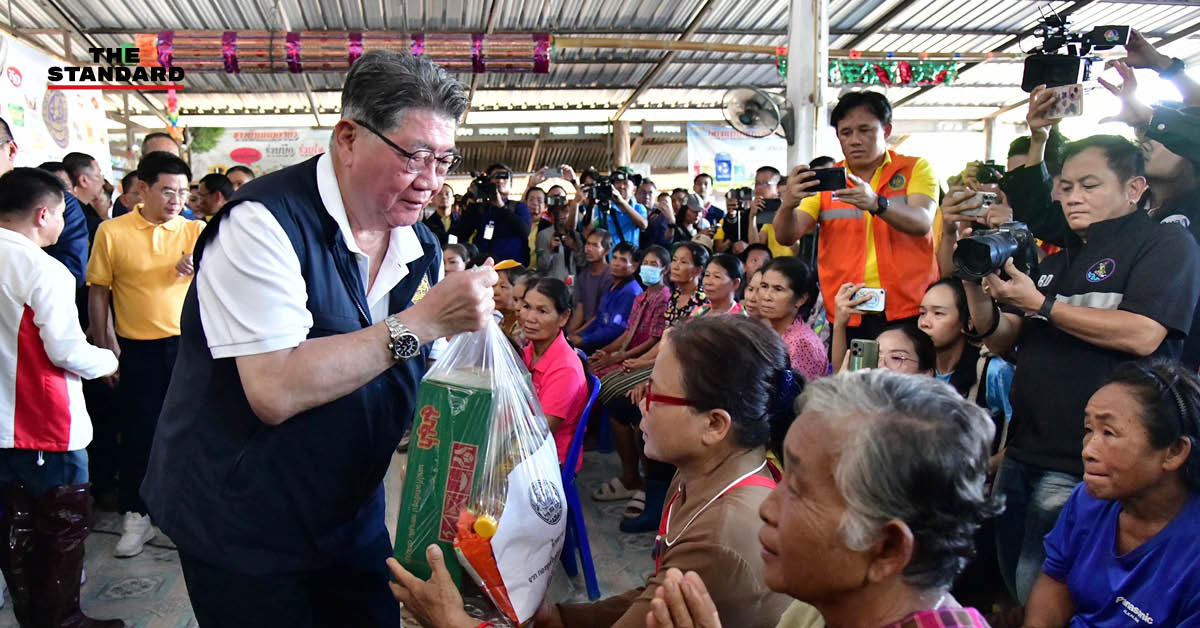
[[393, 370, 493, 586]]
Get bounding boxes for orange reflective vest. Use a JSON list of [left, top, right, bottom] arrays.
[[816, 152, 938, 326]]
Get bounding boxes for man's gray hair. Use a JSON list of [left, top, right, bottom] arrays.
[[796, 369, 1002, 590], [340, 51, 468, 131]]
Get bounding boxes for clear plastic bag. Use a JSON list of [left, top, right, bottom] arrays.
[[393, 320, 566, 624]]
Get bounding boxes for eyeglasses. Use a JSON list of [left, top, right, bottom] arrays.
[[881, 352, 917, 370], [642, 380, 695, 413], [353, 119, 462, 176], [158, 188, 189, 201]]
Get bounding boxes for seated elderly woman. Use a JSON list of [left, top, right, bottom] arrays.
[[1019, 359, 1200, 627], [645, 369, 1001, 628], [388, 315, 802, 628], [520, 278, 590, 469]]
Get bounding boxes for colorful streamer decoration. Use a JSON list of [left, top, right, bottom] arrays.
[[829, 59, 958, 87], [774, 46, 787, 79], [136, 31, 552, 74]]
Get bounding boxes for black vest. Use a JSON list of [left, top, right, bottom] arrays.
[[141, 157, 440, 573]]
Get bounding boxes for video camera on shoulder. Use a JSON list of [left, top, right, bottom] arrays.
[[1021, 14, 1129, 90], [953, 221, 1040, 282]]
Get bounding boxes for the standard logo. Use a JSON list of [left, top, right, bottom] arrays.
[[1086, 258, 1115, 283], [888, 173, 907, 190], [529, 479, 563, 526]]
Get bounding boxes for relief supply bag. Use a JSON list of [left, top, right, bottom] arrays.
[[394, 320, 567, 622]]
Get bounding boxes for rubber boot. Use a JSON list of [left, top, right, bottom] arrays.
[[0, 484, 37, 626], [32, 483, 124, 628], [620, 478, 670, 534]]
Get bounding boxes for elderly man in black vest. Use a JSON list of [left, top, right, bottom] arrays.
[[140, 51, 497, 626]]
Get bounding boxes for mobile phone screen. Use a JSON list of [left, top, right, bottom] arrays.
[[811, 168, 848, 192]]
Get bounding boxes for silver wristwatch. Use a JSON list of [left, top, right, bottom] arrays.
[[384, 315, 421, 361]]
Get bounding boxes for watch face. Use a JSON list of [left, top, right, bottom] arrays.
[[398, 334, 420, 358]]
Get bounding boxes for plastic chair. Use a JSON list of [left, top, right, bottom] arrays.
[[559, 349, 602, 600]]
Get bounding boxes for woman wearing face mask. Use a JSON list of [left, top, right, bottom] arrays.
[[588, 246, 673, 505], [756, 257, 827, 380], [389, 315, 800, 628]]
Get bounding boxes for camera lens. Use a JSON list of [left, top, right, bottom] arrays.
[[953, 232, 1019, 280]]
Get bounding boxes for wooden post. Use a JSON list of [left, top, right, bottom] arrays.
[[612, 120, 631, 168]]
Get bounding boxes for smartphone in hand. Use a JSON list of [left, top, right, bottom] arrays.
[[810, 168, 849, 192]]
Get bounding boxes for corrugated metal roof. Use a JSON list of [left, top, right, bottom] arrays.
[[7, 0, 1200, 119]]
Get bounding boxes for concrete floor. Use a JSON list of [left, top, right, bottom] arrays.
[[0, 450, 653, 627]]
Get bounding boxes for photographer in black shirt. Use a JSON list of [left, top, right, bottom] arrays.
[[957, 135, 1200, 604], [716, 166, 783, 255]]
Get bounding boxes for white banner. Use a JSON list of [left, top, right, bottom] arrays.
[[686, 122, 787, 192], [189, 127, 332, 177], [0, 34, 112, 179]]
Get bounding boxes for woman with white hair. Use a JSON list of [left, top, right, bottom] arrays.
[[646, 369, 1001, 628]]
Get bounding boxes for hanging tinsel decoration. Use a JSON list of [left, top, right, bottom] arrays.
[[774, 46, 788, 79], [829, 59, 958, 87]]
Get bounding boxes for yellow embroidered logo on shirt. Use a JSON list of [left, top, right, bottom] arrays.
[[412, 275, 431, 303], [888, 173, 907, 190]]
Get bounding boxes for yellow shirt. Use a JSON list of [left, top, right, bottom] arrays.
[[799, 153, 938, 288], [760, 224, 795, 258], [85, 210, 206, 340]]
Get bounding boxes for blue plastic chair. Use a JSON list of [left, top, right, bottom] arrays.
[[559, 350, 602, 600]]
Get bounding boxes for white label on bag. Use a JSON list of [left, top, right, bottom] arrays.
[[491, 436, 567, 623], [448, 233, 458, 244], [484, 221, 496, 240]]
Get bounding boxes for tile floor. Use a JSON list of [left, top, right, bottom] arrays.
[[0, 450, 653, 627]]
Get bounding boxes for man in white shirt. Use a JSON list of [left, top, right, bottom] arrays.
[[0, 168, 120, 627], [141, 51, 497, 626]]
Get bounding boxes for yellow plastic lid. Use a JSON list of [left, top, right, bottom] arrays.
[[473, 514, 498, 538]]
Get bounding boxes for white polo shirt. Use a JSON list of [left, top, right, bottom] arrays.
[[196, 153, 447, 360]]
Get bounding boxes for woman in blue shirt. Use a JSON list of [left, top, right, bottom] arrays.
[[1023, 359, 1200, 627]]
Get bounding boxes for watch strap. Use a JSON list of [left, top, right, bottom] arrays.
[[872, 194, 889, 216], [1038, 295, 1056, 320]]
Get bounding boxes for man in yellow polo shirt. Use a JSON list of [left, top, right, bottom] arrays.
[[85, 151, 204, 557], [774, 91, 939, 342]]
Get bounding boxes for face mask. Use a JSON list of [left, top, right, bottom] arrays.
[[640, 265, 663, 285]]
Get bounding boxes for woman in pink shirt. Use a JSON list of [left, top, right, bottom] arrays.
[[520, 278, 589, 469], [756, 257, 829, 380]]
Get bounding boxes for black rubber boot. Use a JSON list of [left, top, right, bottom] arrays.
[[0, 483, 37, 626]]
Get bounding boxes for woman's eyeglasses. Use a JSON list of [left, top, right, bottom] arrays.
[[353, 119, 462, 176], [642, 380, 695, 413], [881, 352, 916, 370]]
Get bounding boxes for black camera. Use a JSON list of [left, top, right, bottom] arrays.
[[730, 187, 754, 204], [975, 161, 1006, 185], [594, 177, 615, 203], [953, 221, 1039, 282], [1021, 14, 1130, 91], [546, 194, 567, 209], [471, 174, 498, 203]]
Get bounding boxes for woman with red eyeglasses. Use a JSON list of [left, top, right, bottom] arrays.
[[388, 315, 802, 628]]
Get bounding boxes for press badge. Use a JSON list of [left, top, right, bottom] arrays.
[[483, 221, 495, 240], [448, 234, 458, 244]]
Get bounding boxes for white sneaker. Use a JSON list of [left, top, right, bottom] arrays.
[[114, 512, 157, 557]]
